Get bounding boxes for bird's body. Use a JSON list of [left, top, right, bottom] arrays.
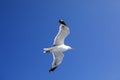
[[44, 44, 71, 53], [43, 19, 73, 72]]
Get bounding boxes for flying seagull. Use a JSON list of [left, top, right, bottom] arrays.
[[43, 19, 73, 72]]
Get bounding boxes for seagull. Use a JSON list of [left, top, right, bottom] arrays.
[[43, 19, 73, 72]]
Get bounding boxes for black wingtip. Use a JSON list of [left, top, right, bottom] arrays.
[[59, 19, 66, 25], [49, 66, 58, 72]]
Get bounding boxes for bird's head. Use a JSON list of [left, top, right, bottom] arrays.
[[59, 19, 66, 25], [67, 46, 73, 50]]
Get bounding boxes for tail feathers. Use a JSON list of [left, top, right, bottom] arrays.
[[43, 48, 52, 53], [49, 66, 58, 72]]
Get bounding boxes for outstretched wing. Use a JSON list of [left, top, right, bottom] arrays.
[[53, 20, 70, 46], [49, 52, 64, 72]]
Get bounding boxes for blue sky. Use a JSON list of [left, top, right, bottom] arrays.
[[0, 0, 120, 80]]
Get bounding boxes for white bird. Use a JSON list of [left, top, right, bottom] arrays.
[[43, 19, 73, 72]]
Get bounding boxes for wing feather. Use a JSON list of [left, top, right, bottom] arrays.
[[53, 24, 70, 46], [49, 52, 64, 72]]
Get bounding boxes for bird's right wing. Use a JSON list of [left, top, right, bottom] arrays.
[[53, 22, 70, 46], [49, 52, 64, 72]]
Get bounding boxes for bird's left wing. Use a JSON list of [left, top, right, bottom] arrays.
[[49, 52, 64, 72]]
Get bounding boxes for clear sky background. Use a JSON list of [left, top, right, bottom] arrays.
[[0, 0, 120, 80]]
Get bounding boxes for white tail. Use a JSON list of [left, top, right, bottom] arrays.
[[43, 48, 52, 53]]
